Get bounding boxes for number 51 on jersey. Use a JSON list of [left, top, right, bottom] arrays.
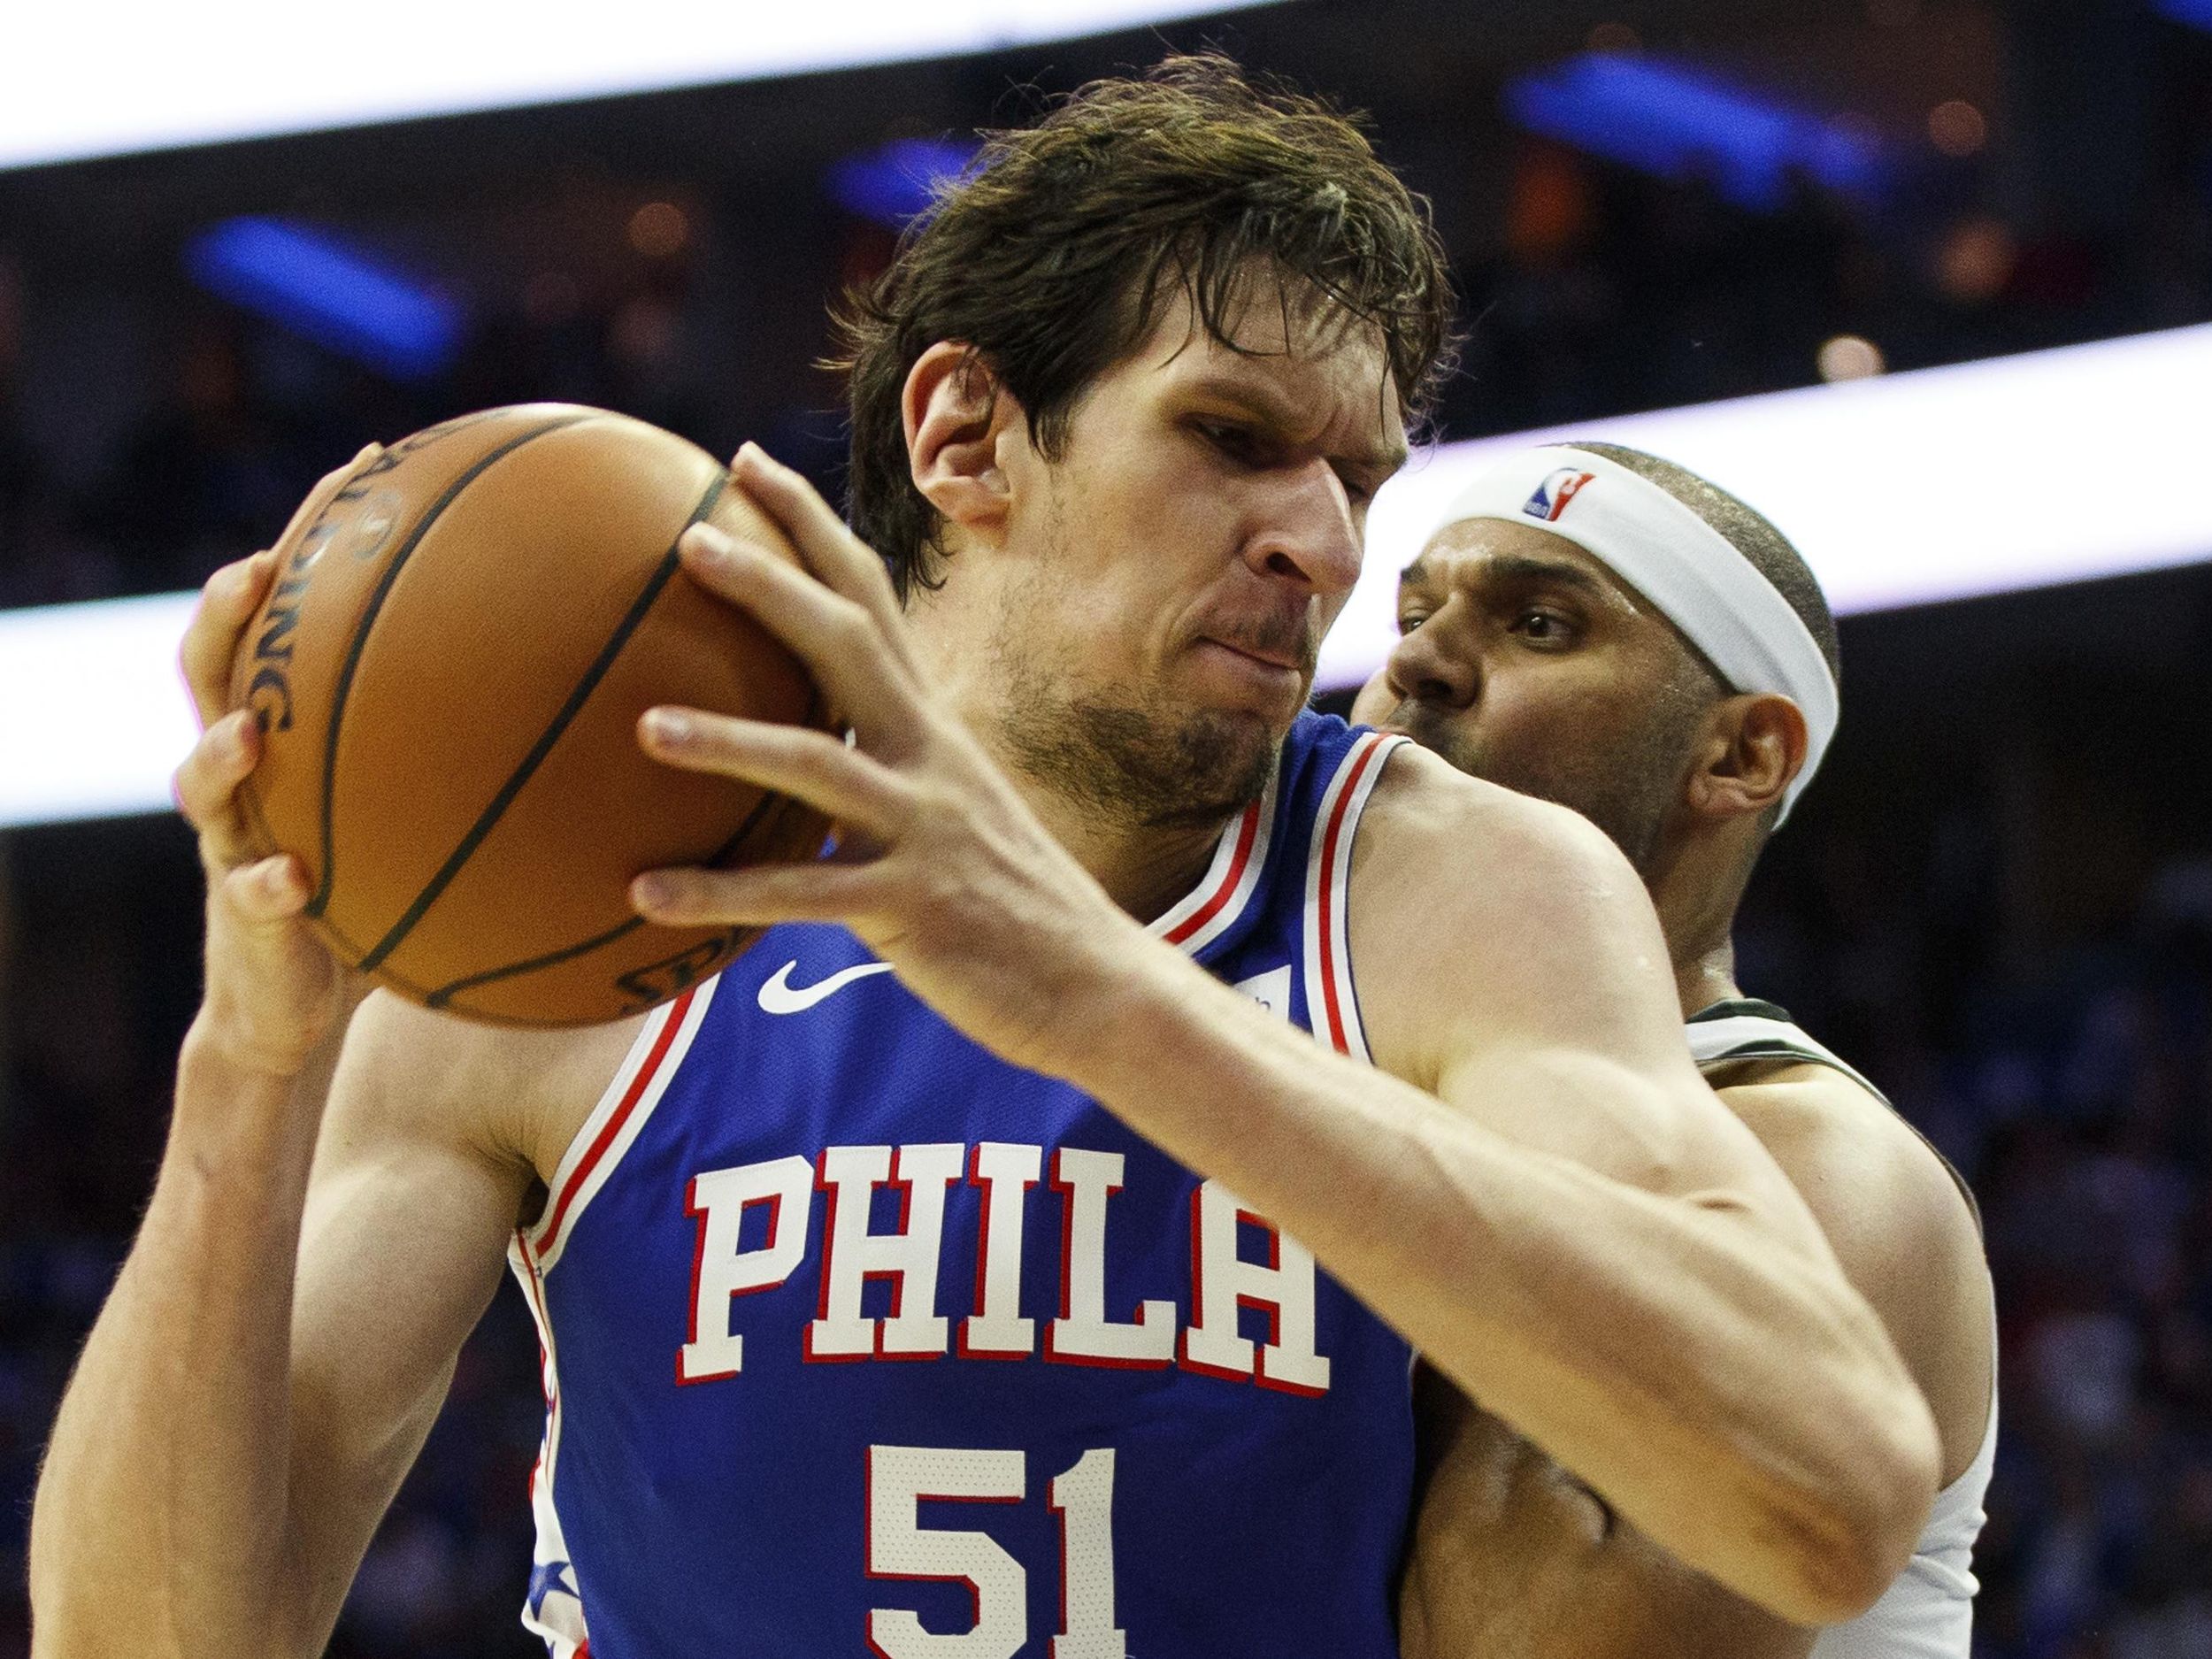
[[868, 1445, 1124, 1658]]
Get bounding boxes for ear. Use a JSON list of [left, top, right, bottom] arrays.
[[902, 342, 1023, 544], [1683, 693, 1809, 826]]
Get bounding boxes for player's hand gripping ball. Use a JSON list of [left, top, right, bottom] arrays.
[[227, 405, 833, 1026]]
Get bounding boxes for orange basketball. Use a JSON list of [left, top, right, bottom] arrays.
[[228, 404, 833, 1027]]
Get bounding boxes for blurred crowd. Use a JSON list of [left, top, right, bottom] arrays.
[[1742, 833, 2212, 1658], [4, 13, 2212, 1656]]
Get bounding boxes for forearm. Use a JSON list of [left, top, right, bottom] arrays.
[[31, 1024, 332, 1658], [1056, 941, 1932, 1624]]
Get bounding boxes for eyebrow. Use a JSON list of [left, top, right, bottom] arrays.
[[1186, 373, 1409, 477], [1400, 552, 1609, 593]]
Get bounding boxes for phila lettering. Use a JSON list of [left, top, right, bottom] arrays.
[[677, 1141, 1331, 1395]]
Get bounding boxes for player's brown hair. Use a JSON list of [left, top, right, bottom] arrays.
[[833, 54, 1458, 601]]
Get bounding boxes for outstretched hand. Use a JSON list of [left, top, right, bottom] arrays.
[[631, 443, 1141, 1075]]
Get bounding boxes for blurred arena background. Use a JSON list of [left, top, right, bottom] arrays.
[[3, 2, 2211, 1654]]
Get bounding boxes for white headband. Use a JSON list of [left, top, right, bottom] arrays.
[[1432, 446, 1837, 820]]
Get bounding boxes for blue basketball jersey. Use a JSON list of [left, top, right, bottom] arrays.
[[509, 713, 1413, 1656]]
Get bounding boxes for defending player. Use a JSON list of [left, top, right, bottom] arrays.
[[1354, 443, 1995, 1658], [34, 64, 1937, 1657]]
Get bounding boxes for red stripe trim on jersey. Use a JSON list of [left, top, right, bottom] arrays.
[[1316, 738, 1386, 1054], [534, 988, 695, 1256], [1161, 798, 1262, 948], [513, 1231, 557, 1410]]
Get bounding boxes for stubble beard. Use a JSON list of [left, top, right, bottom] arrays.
[[993, 649, 1279, 833], [984, 536, 1279, 833]]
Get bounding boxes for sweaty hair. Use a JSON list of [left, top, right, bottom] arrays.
[[1560, 442, 1842, 690], [833, 54, 1458, 602]]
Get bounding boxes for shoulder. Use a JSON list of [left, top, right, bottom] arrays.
[[1354, 739, 1624, 870], [1707, 1060, 1984, 1289], [1351, 741, 1655, 935], [334, 990, 647, 1186], [1346, 743, 1683, 1087], [1713, 1060, 1994, 1482]]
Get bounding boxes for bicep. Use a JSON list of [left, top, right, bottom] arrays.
[[281, 1001, 537, 1639], [1723, 1073, 1997, 1482]]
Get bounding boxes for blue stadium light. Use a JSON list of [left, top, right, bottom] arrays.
[[1504, 54, 1889, 212], [2153, 0, 2212, 28], [184, 218, 465, 380], [828, 137, 983, 229]]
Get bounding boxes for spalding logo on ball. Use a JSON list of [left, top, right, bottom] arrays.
[[229, 404, 833, 1027]]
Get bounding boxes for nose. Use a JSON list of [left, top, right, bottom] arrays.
[[1384, 600, 1478, 709], [1243, 457, 1363, 600]]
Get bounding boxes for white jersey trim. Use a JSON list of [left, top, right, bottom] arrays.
[[508, 988, 729, 1652], [524, 976, 718, 1274], [1686, 1010, 1881, 1096], [1301, 733, 1403, 1061], [510, 1229, 588, 1656]]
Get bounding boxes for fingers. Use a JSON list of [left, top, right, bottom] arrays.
[[639, 707, 910, 835], [180, 551, 280, 729], [677, 522, 924, 751], [173, 708, 267, 864], [632, 856, 877, 931], [727, 443, 906, 637]]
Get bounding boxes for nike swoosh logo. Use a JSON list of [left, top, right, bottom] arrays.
[[757, 959, 895, 1014]]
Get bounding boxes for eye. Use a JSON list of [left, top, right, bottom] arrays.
[[1194, 419, 1261, 462], [1509, 607, 1578, 644], [1396, 611, 1428, 635], [1333, 465, 1379, 506]]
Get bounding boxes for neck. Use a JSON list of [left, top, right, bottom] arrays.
[[1643, 823, 1750, 1019], [1016, 772, 1238, 922], [1671, 938, 1742, 1020]]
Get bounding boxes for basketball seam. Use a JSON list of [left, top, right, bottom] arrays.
[[310, 414, 594, 919], [356, 466, 733, 974], [426, 916, 649, 1010], [420, 696, 824, 1013]]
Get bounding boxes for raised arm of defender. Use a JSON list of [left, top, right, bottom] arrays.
[[624, 449, 1942, 1625]]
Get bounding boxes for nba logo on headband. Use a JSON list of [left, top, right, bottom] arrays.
[[1522, 467, 1595, 523]]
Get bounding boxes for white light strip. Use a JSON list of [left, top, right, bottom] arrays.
[[5, 324, 2211, 828], [1320, 321, 2212, 690], [0, 592, 201, 829], [0, 0, 1266, 172]]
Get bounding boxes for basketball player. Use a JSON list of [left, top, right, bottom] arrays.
[[32, 63, 1938, 1657], [1352, 443, 1996, 1657]]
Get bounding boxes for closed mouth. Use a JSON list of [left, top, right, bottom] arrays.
[[1202, 636, 1305, 672]]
